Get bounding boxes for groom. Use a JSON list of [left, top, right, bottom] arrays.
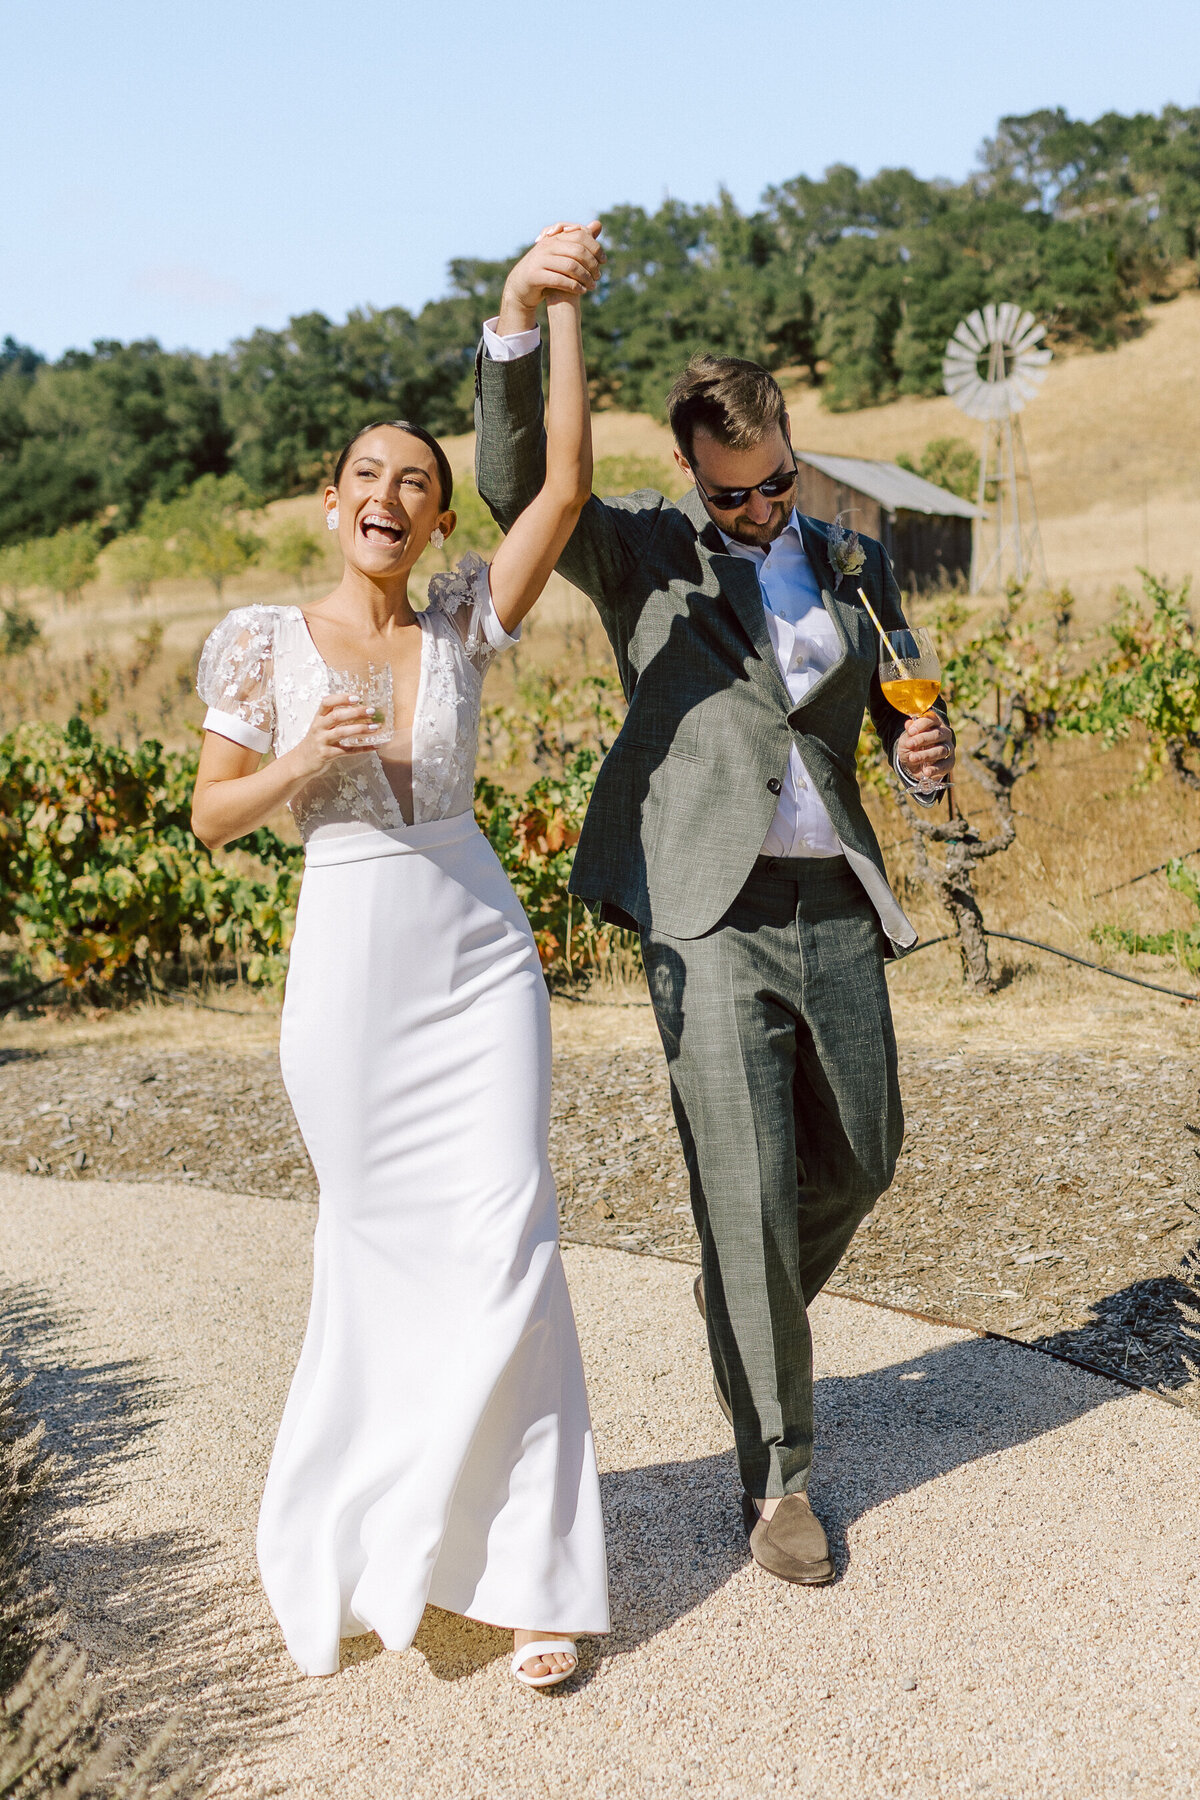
[[476, 224, 955, 1586]]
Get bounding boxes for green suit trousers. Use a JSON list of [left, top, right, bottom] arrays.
[[642, 854, 903, 1499]]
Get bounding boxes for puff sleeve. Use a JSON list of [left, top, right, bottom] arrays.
[[196, 606, 277, 755], [425, 552, 521, 669]]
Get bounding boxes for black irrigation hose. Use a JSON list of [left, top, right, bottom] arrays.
[[900, 931, 1200, 1003]]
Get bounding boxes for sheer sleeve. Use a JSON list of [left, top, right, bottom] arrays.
[[425, 551, 520, 670], [196, 606, 277, 754]]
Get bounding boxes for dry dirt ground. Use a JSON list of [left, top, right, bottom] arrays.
[[2, 984, 1197, 1406]]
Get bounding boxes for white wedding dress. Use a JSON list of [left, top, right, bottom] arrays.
[[197, 554, 610, 1677]]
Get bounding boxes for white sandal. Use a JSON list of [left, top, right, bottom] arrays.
[[510, 1639, 579, 1690]]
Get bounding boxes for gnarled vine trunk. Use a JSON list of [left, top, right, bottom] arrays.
[[890, 703, 1028, 994]]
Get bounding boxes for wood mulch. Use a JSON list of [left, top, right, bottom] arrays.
[[1, 1035, 1197, 1402]]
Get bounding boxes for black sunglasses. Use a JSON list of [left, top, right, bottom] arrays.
[[692, 459, 799, 513]]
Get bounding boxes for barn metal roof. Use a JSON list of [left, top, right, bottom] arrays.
[[794, 451, 984, 519]]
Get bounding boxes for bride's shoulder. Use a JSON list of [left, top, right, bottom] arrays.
[[204, 601, 289, 638], [425, 551, 490, 620], [197, 604, 292, 690], [200, 602, 293, 655]]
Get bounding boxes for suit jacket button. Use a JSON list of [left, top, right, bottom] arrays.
[[766, 777, 782, 795]]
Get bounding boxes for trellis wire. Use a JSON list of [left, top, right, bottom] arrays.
[[1092, 846, 1200, 899]]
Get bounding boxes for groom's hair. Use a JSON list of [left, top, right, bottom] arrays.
[[667, 356, 787, 464]]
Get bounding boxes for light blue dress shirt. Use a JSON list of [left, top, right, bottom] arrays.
[[720, 511, 844, 857]]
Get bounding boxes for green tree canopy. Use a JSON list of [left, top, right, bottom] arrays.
[[0, 338, 229, 546]]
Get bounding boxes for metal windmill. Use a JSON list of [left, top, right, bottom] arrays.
[[942, 303, 1052, 592]]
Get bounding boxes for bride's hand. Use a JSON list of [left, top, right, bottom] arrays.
[[293, 695, 378, 775], [499, 222, 604, 333]]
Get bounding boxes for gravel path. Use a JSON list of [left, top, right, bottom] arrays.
[[0, 1171, 1196, 1799], [2, 1033, 1197, 1397]]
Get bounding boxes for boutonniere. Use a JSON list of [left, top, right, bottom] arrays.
[[828, 513, 865, 589]]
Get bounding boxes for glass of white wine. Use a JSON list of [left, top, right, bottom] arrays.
[[325, 662, 394, 749], [878, 627, 945, 796]]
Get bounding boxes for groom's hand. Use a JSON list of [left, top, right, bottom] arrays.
[[897, 713, 955, 788], [498, 222, 605, 335]]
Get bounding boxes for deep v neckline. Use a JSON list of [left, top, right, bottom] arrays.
[[293, 605, 430, 826]]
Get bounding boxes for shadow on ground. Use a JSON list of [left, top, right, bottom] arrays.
[[0, 1282, 299, 1791], [1030, 1275, 1200, 1398], [596, 1322, 1135, 1659]]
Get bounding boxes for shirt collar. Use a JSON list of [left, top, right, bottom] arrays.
[[716, 507, 803, 564]]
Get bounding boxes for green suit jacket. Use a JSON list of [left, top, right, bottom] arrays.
[[475, 344, 942, 949]]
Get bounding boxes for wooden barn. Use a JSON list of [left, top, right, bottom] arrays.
[[794, 451, 982, 592]]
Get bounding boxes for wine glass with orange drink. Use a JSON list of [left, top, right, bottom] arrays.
[[876, 626, 945, 795]]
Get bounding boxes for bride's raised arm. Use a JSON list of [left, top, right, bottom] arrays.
[[486, 284, 593, 634]]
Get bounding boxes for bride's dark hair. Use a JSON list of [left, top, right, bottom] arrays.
[[333, 420, 454, 510]]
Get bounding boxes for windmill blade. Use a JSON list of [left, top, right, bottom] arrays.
[[997, 301, 1021, 342], [1015, 346, 1053, 369], [949, 383, 985, 414], [982, 302, 999, 343], [1009, 370, 1047, 403], [943, 343, 980, 368], [945, 387, 984, 415], [1011, 314, 1045, 351], [961, 311, 988, 350]]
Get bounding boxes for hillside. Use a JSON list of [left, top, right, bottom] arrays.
[[6, 287, 1200, 754], [437, 292, 1200, 601]]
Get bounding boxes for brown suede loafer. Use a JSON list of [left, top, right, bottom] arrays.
[[693, 1272, 706, 1320], [742, 1491, 835, 1585]]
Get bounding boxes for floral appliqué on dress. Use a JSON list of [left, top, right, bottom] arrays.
[[196, 554, 517, 846]]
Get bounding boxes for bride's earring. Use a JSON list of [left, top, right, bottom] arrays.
[[430, 527, 445, 549], [326, 508, 339, 532]]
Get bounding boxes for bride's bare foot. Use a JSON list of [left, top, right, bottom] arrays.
[[513, 1628, 578, 1681]]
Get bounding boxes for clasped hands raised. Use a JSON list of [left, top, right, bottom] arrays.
[[498, 221, 606, 335]]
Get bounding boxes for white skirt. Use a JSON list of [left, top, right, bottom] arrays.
[[260, 813, 610, 1677]]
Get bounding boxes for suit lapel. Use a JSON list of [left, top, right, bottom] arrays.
[[797, 513, 866, 656]]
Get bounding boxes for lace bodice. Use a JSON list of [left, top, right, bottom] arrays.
[[196, 553, 518, 847]]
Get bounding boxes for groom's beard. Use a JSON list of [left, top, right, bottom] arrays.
[[710, 499, 793, 550]]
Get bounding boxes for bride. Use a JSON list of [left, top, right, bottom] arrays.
[[190, 235, 609, 1688]]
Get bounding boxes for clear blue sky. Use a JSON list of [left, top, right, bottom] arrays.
[[4, 0, 1198, 362]]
